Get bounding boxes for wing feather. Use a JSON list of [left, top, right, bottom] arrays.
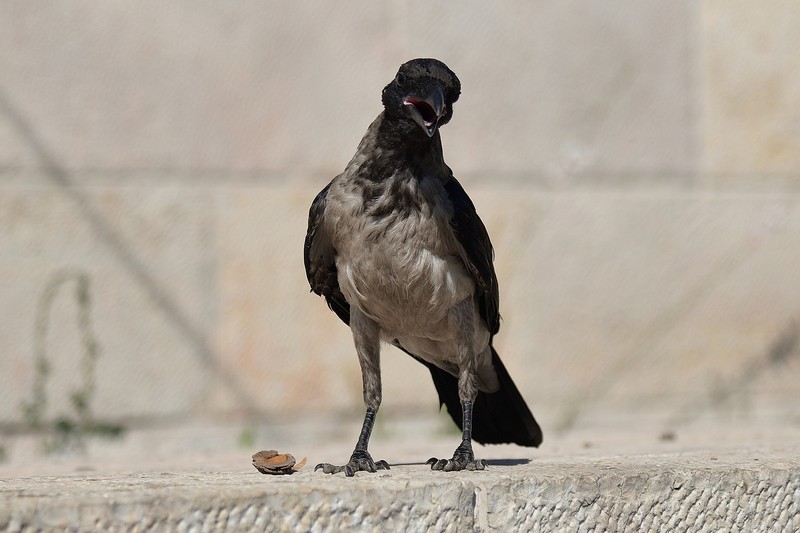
[[444, 175, 500, 335], [304, 181, 350, 325]]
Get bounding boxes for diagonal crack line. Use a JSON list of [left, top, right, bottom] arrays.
[[0, 87, 263, 417]]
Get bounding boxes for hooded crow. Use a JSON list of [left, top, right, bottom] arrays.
[[304, 58, 542, 476]]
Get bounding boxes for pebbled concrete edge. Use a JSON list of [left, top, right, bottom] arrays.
[[479, 468, 800, 531], [2, 466, 799, 531]]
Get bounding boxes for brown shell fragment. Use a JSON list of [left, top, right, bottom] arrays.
[[252, 450, 307, 475]]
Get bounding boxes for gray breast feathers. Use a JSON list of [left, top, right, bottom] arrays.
[[326, 173, 475, 337]]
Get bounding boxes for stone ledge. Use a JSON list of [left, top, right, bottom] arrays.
[[2, 448, 798, 532]]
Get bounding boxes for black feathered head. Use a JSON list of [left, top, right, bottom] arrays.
[[382, 58, 461, 138]]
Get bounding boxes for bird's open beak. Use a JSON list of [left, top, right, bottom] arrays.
[[403, 88, 445, 137]]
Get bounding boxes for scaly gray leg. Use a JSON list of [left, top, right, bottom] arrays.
[[315, 308, 389, 477], [428, 300, 486, 472]]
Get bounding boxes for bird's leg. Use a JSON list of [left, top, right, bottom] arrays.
[[428, 300, 487, 472], [315, 308, 390, 477]]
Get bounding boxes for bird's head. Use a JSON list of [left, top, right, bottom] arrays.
[[381, 58, 461, 139]]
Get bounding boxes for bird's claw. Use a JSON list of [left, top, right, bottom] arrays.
[[427, 439, 486, 472], [427, 450, 486, 472], [314, 451, 390, 477]]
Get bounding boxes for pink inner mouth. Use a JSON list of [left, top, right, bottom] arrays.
[[403, 98, 439, 126]]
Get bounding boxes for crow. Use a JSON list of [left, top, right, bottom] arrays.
[[304, 58, 542, 476]]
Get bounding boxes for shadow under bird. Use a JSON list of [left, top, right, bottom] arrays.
[[304, 58, 542, 476]]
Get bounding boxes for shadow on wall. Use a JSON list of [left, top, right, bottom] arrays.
[[665, 321, 800, 430]]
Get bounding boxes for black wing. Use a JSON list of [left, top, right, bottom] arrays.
[[444, 175, 500, 335], [303, 180, 350, 326]]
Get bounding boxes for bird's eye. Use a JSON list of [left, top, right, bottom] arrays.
[[395, 72, 407, 87]]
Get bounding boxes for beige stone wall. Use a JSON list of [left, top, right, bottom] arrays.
[[1, 2, 798, 433], [700, 1, 800, 178]]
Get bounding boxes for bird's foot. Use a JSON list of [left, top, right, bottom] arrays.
[[427, 441, 486, 472], [314, 449, 390, 477]]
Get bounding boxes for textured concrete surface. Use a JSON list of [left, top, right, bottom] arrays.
[[1, 422, 799, 532]]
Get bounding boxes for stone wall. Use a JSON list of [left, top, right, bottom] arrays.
[[1, 1, 798, 433]]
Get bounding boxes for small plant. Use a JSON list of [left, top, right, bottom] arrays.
[[238, 426, 256, 449], [20, 269, 124, 454]]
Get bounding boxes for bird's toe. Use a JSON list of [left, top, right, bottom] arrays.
[[314, 462, 345, 475], [315, 452, 390, 476], [427, 457, 448, 471], [466, 459, 487, 471], [354, 457, 376, 473], [428, 453, 486, 472]]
